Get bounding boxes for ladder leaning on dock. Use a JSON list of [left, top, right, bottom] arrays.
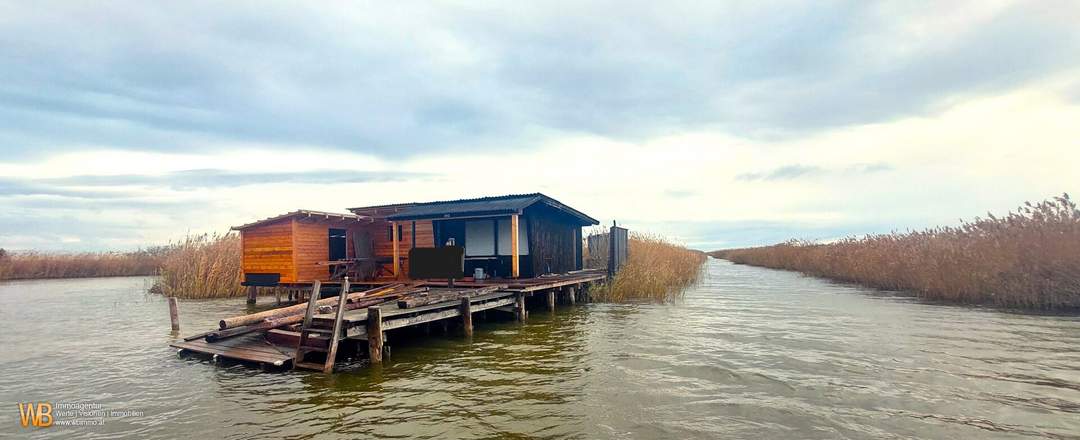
[[293, 279, 350, 373]]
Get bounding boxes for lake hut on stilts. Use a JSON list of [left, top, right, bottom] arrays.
[[172, 193, 618, 372]]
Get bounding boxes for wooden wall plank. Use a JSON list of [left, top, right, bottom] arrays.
[[241, 219, 295, 283]]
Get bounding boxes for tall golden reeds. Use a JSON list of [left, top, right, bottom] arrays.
[[711, 194, 1080, 310], [153, 233, 246, 298], [0, 247, 167, 280], [589, 232, 707, 302]]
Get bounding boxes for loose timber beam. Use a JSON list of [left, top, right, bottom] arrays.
[[391, 221, 401, 278], [511, 214, 520, 278]]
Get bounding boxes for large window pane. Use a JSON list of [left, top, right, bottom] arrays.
[[465, 220, 494, 256], [497, 218, 529, 255]]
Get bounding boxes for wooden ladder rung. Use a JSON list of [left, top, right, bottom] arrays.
[[292, 278, 351, 373]]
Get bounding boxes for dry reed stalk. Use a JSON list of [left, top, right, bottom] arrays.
[[153, 233, 246, 299], [0, 247, 166, 281], [589, 233, 707, 302], [711, 194, 1080, 310]]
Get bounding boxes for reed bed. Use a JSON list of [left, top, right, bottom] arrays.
[[589, 233, 707, 302], [153, 233, 246, 299], [0, 247, 166, 280], [711, 194, 1080, 310]]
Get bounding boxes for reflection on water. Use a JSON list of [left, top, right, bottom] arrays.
[[1, 259, 1078, 439]]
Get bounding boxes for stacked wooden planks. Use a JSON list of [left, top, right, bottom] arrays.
[[397, 286, 501, 308], [204, 284, 425, 343]]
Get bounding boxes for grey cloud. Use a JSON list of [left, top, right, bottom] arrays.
[[736, 162, 892, 182], [736, 165, 824, 182], [0, 1, 1077, 159], [663, 190, 697, 198], [42, 169, 431, 190], [0, 178, 138, 199]]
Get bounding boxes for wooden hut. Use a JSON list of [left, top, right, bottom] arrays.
[[233, 193, 598, 286]]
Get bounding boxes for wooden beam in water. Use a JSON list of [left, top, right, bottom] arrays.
[[367, 306, 384, 363], [460, 296, 473, 337], [168, 297, 180, 332], [515, 292, 526, 321]]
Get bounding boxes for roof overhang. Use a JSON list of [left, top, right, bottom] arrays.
[[231, 210, 371, 231], [384, 194, 599, 226]]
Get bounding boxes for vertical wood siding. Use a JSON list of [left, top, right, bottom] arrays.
[[241, 219, 296, 283]]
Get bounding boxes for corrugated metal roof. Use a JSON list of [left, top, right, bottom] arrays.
[[377, 193, 598, 225], [231, 210, 369, 231]]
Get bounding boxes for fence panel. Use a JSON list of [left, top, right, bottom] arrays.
[[608, 226, 629, 277]]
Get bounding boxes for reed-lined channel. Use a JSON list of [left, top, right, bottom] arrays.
[[2, 258, 1078, 439]]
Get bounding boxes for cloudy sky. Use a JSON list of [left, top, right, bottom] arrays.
[[1, 1, 1078, 251]]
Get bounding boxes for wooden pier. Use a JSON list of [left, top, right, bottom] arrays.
[[170, 271, 604, 371]]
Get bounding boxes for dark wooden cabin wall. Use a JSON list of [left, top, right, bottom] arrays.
[[525, 204, 581, 276]]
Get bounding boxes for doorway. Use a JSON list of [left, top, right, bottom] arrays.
[[328, 228, 347, 261]]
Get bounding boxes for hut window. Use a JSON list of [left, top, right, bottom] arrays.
[[464, 220, 495, 256], [497, 218, 529, 255]]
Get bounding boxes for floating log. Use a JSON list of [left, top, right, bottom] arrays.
[[219, 284, 403, 329]]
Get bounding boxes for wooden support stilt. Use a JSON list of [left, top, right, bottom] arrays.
[[246, 286, 257, 304], [515, 292, 527, 321], [567, 286, 576, 305], [275, 288, 282, 305], [367, 306, 384, 363], [460, 296, 473, 337], [547, 290, 556, 311], [167, 297, 180, 332]]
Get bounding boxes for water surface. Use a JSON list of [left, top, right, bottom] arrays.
[[2, 259, 1078, 439]]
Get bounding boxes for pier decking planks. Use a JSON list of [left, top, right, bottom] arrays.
[[172, 271, 604, 369], [171, 333, 294, 365]]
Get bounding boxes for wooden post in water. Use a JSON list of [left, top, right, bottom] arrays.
[[567, 286, 576, 305], [246, 286, 257, 304], [460, 296, 473, 337], [275, 288, 282, 305], [167, 297, 180, 332], [547, 289, 556, 311], [515, 292, 527, 321], [367, 306, 384, 363]]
